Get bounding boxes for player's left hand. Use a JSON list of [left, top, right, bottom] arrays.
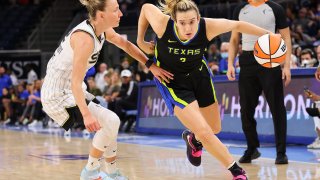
[[282, 66, 291, 87], [149, 64, 174, 83]]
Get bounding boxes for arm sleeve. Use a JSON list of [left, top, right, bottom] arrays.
[[267, 1, 288, 30]]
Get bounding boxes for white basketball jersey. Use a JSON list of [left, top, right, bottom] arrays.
[[42, 20, 105, 100]]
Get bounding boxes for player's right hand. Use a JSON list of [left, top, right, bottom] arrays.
[[226, 66, 236, 81], [149, 64, 174, 83], [83, 114, 101, 132]]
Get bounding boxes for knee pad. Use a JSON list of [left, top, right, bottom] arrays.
[[88, 102, 120, 152], [103, 139, 117, 158], [88, 102, 120, 137]]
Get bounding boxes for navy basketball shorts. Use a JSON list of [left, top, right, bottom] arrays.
[[154, 60, 217, 113]]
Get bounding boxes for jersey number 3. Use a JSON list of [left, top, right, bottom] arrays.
[[180, 57, 186, 62]]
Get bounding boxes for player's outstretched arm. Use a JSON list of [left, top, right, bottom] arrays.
[[205, 18, 270, 41], [137, 3, 169, 54], [105, 28, 173, 83]]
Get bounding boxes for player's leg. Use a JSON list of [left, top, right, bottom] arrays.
[[182, 72, 221, 167], [87, 102, 127, 179], [175, 102, 247, 179], [199, 103, 221, 133]]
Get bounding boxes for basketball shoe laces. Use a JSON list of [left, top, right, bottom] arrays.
[[188, 134, 203, 157]]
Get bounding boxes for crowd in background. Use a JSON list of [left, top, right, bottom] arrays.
[[0, 0, 319, 132]]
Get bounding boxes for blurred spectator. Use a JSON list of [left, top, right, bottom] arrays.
[[87, 77, 102, 96], [121, 57, 130, 70], [25, 64, 38, 84], [7, 83, 29, 125], [218, 42, 229, 74], [19, 81, 41, 125], [103, 71, 122, 106], [113, 70, 138, 124], [293, 44, 302, 60], [293, 7, 312, 33], [292, 24, 315, 46], [300, 48, 318, 67], [135, 62, 153, 82], [7, 69, 18, 86], [290, 54, 299, 69], [95, 63, 108, 92], [0, 65, 12, 97], [1, 87, 12, 122], [207, 43, 221, 75]]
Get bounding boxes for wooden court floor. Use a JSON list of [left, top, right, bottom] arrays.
[[1, 129, 320, 180]]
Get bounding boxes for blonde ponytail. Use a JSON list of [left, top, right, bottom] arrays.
[[158, 0, 200, 21]]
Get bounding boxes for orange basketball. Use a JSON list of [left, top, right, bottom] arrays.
[[254, 33, 287, 68]]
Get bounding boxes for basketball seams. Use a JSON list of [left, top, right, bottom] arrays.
[[270, 36, 282, 56], [268, 34, 272, 67]]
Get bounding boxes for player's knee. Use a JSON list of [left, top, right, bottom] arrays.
[[98, 110, 120, 138]]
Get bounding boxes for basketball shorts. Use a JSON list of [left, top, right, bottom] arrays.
[[42, 91, 100, 131], [154, 60, 217, 114]]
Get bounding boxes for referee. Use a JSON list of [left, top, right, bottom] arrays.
[[227, 0, 292, 164]]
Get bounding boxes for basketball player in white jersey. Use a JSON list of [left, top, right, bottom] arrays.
[[41, 0, 173, 179]]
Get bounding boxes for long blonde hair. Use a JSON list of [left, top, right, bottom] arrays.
[[79, 0, 107, 20], [158, 0, 200, 21]]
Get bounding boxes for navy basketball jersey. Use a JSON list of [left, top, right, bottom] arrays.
[[155, 18, 209, 74]]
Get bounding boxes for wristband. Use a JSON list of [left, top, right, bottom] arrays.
[[145, 58, 154, 69]]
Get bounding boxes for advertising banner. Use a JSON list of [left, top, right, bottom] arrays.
[[136, 72, 320, 144]]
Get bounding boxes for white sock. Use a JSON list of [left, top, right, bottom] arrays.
[[85, 155, 100, 171], [101, 159, 117, 174]]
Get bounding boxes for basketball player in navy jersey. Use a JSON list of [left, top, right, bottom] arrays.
[[41, 0, 172, 179], [137, 0, 272, 179]]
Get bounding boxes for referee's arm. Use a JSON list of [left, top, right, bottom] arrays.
[[227, 31, 241, 81], [272, 1, 292, 86]]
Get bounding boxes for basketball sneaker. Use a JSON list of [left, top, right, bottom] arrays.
[[232, 169, 248, 180], [80, 166, 112, 180], [308, 137, 320, 149], [107, 169, 128, 180], [182, 129, 203, 166]]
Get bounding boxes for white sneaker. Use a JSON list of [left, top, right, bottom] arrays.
[[107, 169, 128, 180], [80, 166, 112, 180], [4, 118, 11, 125], [28, 120, 38, 127], [307, 137, 320, 149], [22, 118, 29, 125]]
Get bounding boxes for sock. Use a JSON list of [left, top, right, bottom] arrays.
[[101, 159, 117, 174], [85, 155, 100, 171], [191, 134, 202, 147], [228, 161, 244, 176]]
